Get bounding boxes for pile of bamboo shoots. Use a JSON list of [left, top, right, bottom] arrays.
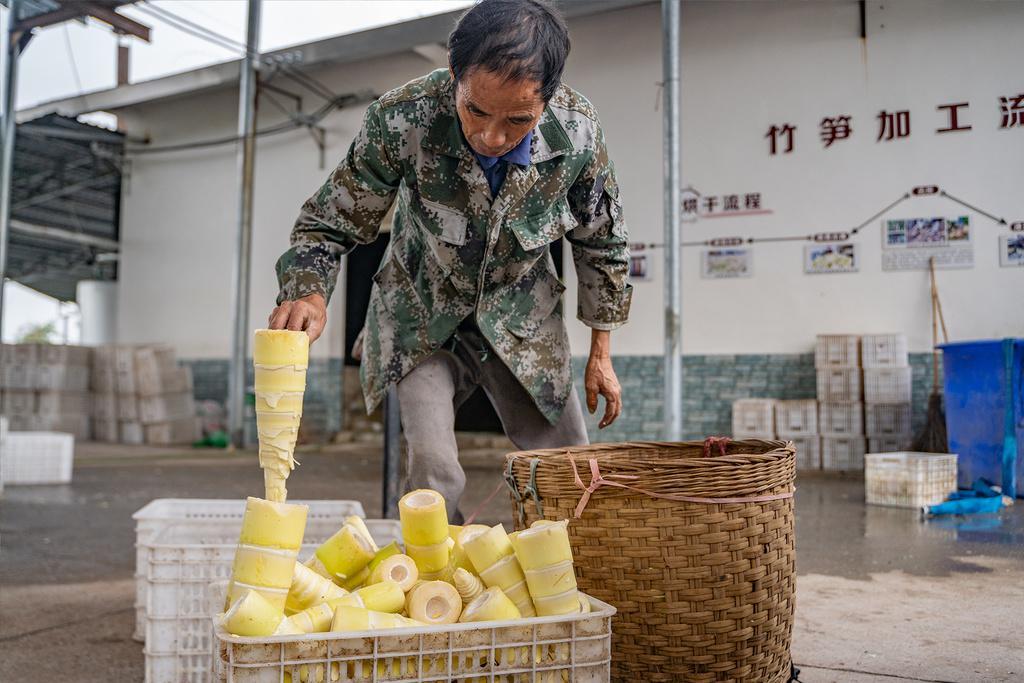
[[221, 489, 587, 637], [220, 330, 586, 639]]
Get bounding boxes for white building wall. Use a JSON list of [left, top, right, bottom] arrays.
[[114, 1, 1024, 360]]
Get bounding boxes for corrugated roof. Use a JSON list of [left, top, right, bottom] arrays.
[[8, 114, 123, 301]]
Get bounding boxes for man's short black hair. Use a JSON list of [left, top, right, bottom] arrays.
[[448, 0, 570, 102]]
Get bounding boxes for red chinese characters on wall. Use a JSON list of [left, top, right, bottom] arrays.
[[765, 93, 1021, 155]]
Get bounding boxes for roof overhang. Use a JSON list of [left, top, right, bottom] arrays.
[[17, 0, 654, 122]]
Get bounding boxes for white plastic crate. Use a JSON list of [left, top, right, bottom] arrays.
[[822, 436, 867, 471], [863, 367, 912, 403], [816, 368, 862, 402], [818, 402, 864, 436], [865, 403, 913, 436], [781, 434, 820, 471], [212, 593, 614, 683], [861, 334, 909, 369], [815, 334, 860, 368], [731, 398, 776, 437], [868, 436, 912, 453], [865, 452, 958, 508], [143, 518, 401, 683], [774, 400, 818, 435], [133, 498, 367, 643], [0, 431, 74, 484]]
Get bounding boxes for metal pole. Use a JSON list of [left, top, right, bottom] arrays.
[[0, 0, 24, 346], [662, 0, 683, 441], [382, 385, 402, 519], [228, 0, 261, 447]]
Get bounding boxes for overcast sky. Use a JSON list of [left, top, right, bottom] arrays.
[[1, 1, 470, 339], [7, 0, 470, 109]]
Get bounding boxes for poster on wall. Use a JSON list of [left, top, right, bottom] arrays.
[[629, 254, 651, 280], [702, 248, 752, 279], [882, 216, 973, 270], [1000, 234, 1024, 267], [804, 243, 858, 274]]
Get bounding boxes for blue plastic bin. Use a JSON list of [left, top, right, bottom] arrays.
[[938, 339, 1023, 497]]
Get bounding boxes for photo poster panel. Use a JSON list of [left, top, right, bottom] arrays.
[[882, 215, 973, 270], [1000, 234, 1024, 267], [702, 248, 753, 279], [804, 242, 858, 274]]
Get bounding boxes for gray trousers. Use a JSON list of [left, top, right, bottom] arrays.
[[396, 324, 589, 522]]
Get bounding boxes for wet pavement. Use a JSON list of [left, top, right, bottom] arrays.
[[1, 443, 1022, 681]]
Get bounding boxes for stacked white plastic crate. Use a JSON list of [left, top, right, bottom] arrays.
[[816, 335, 866, 471], [862, 334, 913, 452], [108, 345, 199, 445], [775, 400, 819, 470], [731, 398, 776, 440], [0, 343, 92, 439]]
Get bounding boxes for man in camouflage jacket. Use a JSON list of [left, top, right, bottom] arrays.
[[271, 0, 631, 519]]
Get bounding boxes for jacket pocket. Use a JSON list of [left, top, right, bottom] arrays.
[[414, 196, 468, 246], [507, 197, 578, 252], [370, 255, 427, 350], [503, 270, 567, 340]]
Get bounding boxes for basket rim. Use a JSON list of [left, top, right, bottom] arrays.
[[505, 439, 795, 464]]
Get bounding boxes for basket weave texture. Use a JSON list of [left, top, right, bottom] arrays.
[[506, 439, 796, 683]]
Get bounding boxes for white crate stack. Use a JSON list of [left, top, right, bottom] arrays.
[[862, 334, 913, 453], [731, 398, 776, 439], [1, 343, 92, 439], [98, 345, 199, 445], [775, 400, 819, 470], [816, 335, 866, 471]]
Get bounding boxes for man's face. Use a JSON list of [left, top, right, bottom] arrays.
[[452, 67, 545, 158]]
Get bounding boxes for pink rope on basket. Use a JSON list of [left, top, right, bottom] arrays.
[[570, 457, 794, 519]]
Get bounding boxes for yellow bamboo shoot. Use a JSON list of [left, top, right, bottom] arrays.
[[253, 329, 309, 502], [453, 568, 484, 603], [314, 524, 375, 582], [330, 580, 405, 613], [286, 562, 348, 614], [222, 589, 284, 637], [399, 490, 448, 546], [458, 587, 521, 623], [368, 554, 419, 592], [406, 581, 462, 625]]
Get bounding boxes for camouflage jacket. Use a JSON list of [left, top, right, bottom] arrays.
[[276, 69, 631, 423]]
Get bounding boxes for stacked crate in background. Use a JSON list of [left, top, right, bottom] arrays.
[[775, 400, 819, 470], [0, 343, 92, 439], [91, 347, 119, 442], [731, 398, 776, 440], [862, 334, 912, 453], [96, 345, 199, 445], [816, 335, 866, 471]]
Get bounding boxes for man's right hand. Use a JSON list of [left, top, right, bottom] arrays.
[[268, 293, 327, 343]]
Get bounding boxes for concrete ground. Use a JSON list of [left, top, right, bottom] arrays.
[[1, 442, 1022, 682]]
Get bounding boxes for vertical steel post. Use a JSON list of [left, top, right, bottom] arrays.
[[382, 385, 402, 519], [228, 0, 261, 447], [0, 0, 24, 346], [662, 0, 683, 441]]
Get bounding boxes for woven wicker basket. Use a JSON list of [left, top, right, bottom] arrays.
[[505, 438, 796, 683]]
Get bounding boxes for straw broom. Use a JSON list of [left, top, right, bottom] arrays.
[[912, 257, 949, 453]]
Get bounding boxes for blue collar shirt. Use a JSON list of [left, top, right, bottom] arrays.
[[472, 129, 533, 198]]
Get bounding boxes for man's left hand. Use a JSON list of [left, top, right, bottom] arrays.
[[585, 330, 621, 429]]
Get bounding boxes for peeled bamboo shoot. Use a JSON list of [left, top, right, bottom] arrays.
[[222, 589, 284, 636], [399, 490, 448, 546], [406, 581, 461, 625], [253, 329, 309, 502], [459, 587, 521, 623]]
